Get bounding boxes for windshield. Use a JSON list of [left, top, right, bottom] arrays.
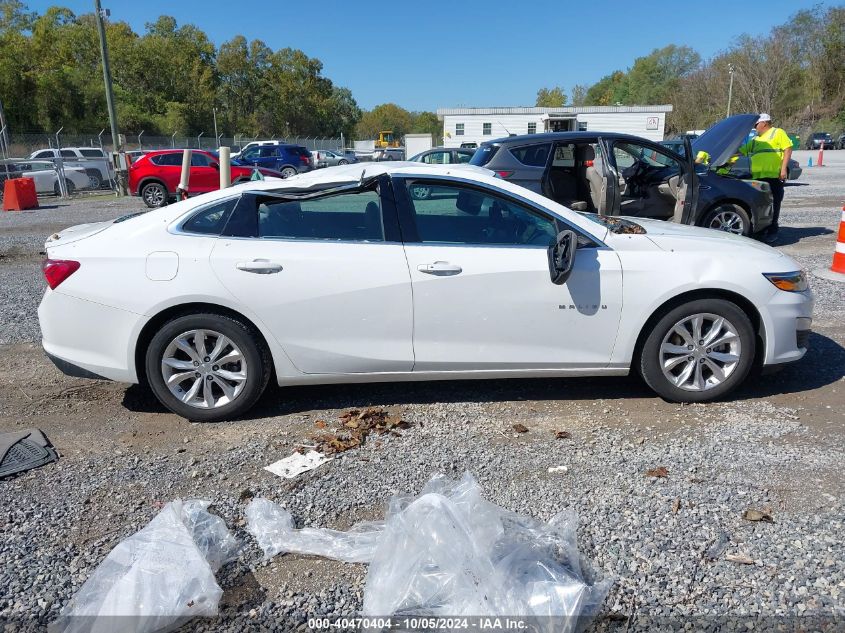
[[469, 145, 499, 167]]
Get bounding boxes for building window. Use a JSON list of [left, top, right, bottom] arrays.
[[483, 122, 492, 135], [578, 122, 588, 131], [455, 123, 464, 136], [527, 122, 537, 134]]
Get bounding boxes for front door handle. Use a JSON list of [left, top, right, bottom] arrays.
[[236, 259, 283, 274], [417, 261, 462, 276]]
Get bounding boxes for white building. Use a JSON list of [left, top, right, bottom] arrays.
[[436, 105, 673, 147]]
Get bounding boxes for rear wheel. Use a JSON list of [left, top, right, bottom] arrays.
[[53, 179, 75, 196], [701, 203, 751, 236], [338, 159, 348, 165], [145, 313, 271, 422], [281, 167, 297, 178], [639, 299, 755, 402], [141, 182, 168, 208], [85, 169, 102, 189]]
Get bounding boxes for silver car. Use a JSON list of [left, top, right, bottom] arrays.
[[312, 150, 357, 168]]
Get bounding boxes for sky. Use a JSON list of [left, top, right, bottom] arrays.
[[26, 0, 839, 112]]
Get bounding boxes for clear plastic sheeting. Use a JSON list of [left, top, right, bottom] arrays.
[[246, 498, 384, 563], [51, 499, 239, 633], [246, 473, 611, 632]]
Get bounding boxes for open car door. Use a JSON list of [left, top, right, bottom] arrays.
[[671, 136, 699, 225]]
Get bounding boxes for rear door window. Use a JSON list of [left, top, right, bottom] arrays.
[[422, 151, 451, 164], [151, 153, 183, 166], [79, 149, 105, 158], [33, 150, 54, 159], [510, 144, 551, 167], [60, 150, 76, 158], [182, 197, 240, 235], [257, 189, 384, 242], [191, 153, 212, 167]]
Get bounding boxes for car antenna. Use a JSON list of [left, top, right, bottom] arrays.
[[496, 120, 513, 136]]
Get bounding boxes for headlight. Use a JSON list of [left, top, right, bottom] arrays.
[[763, 271, 809, 292], [747, 180, 771, 192]]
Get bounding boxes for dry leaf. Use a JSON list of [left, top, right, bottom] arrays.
[[671, 498, 680, 514], [314, 420, 327, 429], [513, 423, 529, 433], [554, 431, 572, 439], [645, 466, 669, 478], [742, 509, 774, 523], [725, 553, 755, 565]]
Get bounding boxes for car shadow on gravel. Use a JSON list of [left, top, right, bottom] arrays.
[[771, 225, 834, 246], [120, 334, 843, 420], [731, 332, 844, 399]]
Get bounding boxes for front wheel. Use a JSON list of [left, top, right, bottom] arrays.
[[145, 313, 271, 422], [85, 169, 102, 189], [701, 203, 751, 236], [337, 159, 348, 165], [53, 179, 75, 196], [639, 299, 755, 403]]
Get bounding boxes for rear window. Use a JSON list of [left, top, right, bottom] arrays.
[[509, 144, 551, 167], [151, 153, 183, 166], [469, 145, 500, 167], [79, 149, 105, 158]]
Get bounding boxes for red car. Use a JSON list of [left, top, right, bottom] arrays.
[[129, 149, 285, 208]]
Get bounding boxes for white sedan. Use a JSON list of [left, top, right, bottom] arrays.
[[13, 160, 90, 195], [38, 163, 813, 422]]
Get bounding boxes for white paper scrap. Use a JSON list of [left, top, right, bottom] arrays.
[[265, 451, 332, 479]]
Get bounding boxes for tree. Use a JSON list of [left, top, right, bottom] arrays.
[[356, 103, 413, 140], [570, 84, 588, 107], [585, 71, 626, 105], [410, 111, 442, 143], [535, 86, 566, 107]]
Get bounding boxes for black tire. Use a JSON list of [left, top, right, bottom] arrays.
[[141, 181, 168, 208], [85, 169, 102, 189], [280, 167, 297, 178], [338, 159, 348, 165], [145, 313, 271, 422], [700, 203, 751, 236], [638, 298, 756, 403], [53, 179, 75, 196]]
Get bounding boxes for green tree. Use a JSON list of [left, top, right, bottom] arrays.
[[585, 71, 626, 105], [356, 103, 414, 140], [535, 86, 566, 107], [569, 84, 588, 107], [410, 111, 442, 143]]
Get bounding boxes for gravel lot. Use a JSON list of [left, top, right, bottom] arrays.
[[1, 157, 844, 632]]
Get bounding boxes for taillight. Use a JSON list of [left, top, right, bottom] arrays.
[[300, 155, 310, 164], [495, 170, 514, 179], [42, 259, 80, 289]]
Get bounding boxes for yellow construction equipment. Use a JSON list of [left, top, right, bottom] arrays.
[[375, 131, 401, 148]]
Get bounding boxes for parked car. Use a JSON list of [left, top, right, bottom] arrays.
[[409, 147, 476, 164], [6, 160, 90, 195], [311, 150, 356, 168], [805, 132, 834, 149], [128, 149, 285, 208], [0, 160, 23, 193], [471, 114, 776, 236], [373, 148, 405, 161], [230, 140, 279, 160], [660, 138, 803, 180], [28, 147, 114, 189], [124, 150, 149, 164], [460, 142, 478, 149], [39, 162, 812, 422], [235, 143, 313, 177]]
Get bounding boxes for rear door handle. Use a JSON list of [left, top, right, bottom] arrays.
[[417, 261, 462, 276], [236, 259, 283, 274]]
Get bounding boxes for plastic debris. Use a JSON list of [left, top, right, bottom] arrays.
[[52, 499, 238, 633], [246, 473, 611, 631], [264, 450, 332, 479], [246, 499, 384, 563]]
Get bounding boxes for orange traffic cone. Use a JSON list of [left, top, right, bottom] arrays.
[[814, 205, 845, 282], [832, 205, 845, 274]]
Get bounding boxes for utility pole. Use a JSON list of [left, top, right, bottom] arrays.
[[94, 0, 124, 195], [727, 63, 735, 118], [0, 97, 9, 159]]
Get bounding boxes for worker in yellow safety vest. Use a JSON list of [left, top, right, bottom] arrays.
[[738, 113, 793, 243]]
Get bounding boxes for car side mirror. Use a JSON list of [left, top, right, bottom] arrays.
[[547, 230, 577, 285], [211, 162, 219, 170]]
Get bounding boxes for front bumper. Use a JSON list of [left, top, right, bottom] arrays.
[[761, 290, 813, 367], [38, 289, 145, 383]]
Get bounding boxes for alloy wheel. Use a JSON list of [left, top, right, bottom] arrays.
[[143, 184, 166, 207], [161, 329, 248, 409], [281, 167, 297, 178], [659, 313, 742, 392], [706, 208, 746, 234]]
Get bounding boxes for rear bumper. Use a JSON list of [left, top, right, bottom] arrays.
[[38, 289, 145, 383]]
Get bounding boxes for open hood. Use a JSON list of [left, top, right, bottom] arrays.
[[691, 113, 758, 168]]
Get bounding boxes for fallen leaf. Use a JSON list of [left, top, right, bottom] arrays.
[[725, 553, 755, 565], [671, 498, 680, 514], [645, 466, 669, 478], [742, 509, 774, 523], [344, 420, 360, 429], [314, 420, 327, 429], [513, 424, 529, 433], [554, 430, 571, 439]]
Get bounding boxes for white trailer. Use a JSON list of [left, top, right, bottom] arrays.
[[404, 134, 432, 159]]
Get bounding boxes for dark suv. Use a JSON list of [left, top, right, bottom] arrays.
[[805, 132, 834, 150], [236, 143, 313, 177], [470, 114, 774, 237]]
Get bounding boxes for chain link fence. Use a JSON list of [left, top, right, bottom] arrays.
[[1, 132, 346, 198]]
